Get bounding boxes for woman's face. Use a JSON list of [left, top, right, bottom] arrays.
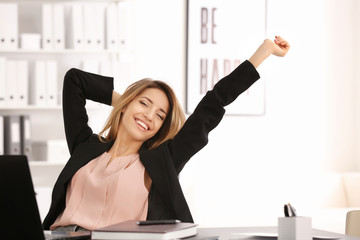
[[120, 88, 169, 144]]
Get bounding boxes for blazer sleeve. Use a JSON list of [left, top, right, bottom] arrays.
[[62, 68, 114, 155], [170, 60, 260, 172]]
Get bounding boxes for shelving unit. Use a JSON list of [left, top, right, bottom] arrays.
[[0, 106, 62, 111], [0, 0, 134, 188], [0, 49, 122, 53]]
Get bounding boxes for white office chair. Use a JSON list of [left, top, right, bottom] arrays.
[[346, 210, 360, 237]]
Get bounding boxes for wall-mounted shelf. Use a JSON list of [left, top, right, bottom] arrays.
[[0, 0, 131, 187]]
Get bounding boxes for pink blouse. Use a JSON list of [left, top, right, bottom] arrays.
[[50, 152, 149, 230]]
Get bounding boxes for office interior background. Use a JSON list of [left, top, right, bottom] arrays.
[[0, 0, 359, 235]]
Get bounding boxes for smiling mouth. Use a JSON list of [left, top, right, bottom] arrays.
[[136, 119, 149, 131]]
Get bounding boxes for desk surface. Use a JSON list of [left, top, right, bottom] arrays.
[[196, 226, 360, 240], [85, 226, 360, 240]]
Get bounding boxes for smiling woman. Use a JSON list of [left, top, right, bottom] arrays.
[[107, 88, 171, 158], [100, 78, 185, 151], [43, 36, 290, 232]]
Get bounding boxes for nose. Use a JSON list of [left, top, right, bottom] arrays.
[[144, 109, 155, 121]]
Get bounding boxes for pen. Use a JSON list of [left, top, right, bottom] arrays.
[[136, 219, 181, 225], [284, 204, 289, 217], [284, 203, 297, 217], [288, 203, 297, 217]]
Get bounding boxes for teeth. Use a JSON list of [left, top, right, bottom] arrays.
[[136, 120, 148, 130]]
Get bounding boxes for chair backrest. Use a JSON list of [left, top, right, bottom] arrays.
[[346, 210, 360, 237]]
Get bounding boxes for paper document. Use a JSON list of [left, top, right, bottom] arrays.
[[230, 232, 341, 240]]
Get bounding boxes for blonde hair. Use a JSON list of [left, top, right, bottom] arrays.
[[99, 78, 186, 149]]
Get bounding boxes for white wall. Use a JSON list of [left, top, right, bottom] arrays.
[[129, 0, 360, 232], [356, 0, 360, 170]]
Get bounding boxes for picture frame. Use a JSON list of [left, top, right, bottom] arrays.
[[186, 0, 267, 115]]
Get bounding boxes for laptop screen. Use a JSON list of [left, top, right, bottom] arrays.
[[0, 155, 91, 240], [0, 155, 46, 239]]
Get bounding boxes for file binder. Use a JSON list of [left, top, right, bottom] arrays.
[[5, 60, 29, 106], [0, 116, 3, 155], [0, 57, 5, 106], [93, 3, 106, 50], [42, 4, 53, 50], [83, 4, 96, 50], [31, 61, 47, 106], [0, 3, 18, 50], [20, 33, 41, 50], [53, 4, 65, 50], [46, 61, 58, 106], [106, 3, 119, 50], [118, 1, 133, 51], [0, 4, 8, 50], [5, 60, 17, 106], [17, 60, 29, 106], [68, 3, 84, 50], [20, 115, 32, 160], [4, 115, 21, 155]]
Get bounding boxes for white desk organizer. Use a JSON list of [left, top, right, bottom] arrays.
[[278, 216, 312, 240]]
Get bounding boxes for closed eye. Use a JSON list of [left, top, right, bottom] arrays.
[[157, 114, 164, 121], [140, 100, 148, 107]]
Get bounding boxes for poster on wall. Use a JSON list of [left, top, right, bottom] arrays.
[[186, 0, 267, 115]]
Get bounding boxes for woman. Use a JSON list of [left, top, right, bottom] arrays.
[[43, 36, 290, 231]]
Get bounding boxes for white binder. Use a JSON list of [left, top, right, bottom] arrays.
[[46, 61, 58, 106], [53, 4, 65, 50], [105, 3, 119, 50], [4, 115, 21, 155], [0, 3, 18, 50], [20, 115, 32, 161], [118, 1, 133, 51], [68, 3, 84, 50], [83, 4, 96, 50], [0, 57, 6, 106], [0, 4, 6, 50], [31, 61, 47, 106], [42, 4, 53, 50], [17, 60, 29, 106], [93, 3, 105, 50], [5, 60, 17, 106]]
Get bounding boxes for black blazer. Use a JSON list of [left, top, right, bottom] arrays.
[[43, 60, 260, 230]]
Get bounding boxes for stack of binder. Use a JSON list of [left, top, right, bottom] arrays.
[[31, 60, 58, 106], [2, 115, 32, 160], [0, 58, 58, 107], [42, 3, 65, 50], [0, 3, 18, 50], [67, 1, 132, 51], [0, 58, 29, 107], [0, 1, 134, 51]]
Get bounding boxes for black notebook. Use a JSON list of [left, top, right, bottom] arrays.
[[0, 155, 90, 240]]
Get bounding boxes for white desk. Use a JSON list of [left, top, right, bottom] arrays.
[[196, 226, 360, 240]]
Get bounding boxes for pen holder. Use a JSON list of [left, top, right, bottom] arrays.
[[278, 216, 312, 240]]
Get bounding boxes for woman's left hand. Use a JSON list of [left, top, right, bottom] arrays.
[[272, 36, 290, 57]]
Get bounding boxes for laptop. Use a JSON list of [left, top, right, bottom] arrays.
[[0, 155, 91, 240]]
